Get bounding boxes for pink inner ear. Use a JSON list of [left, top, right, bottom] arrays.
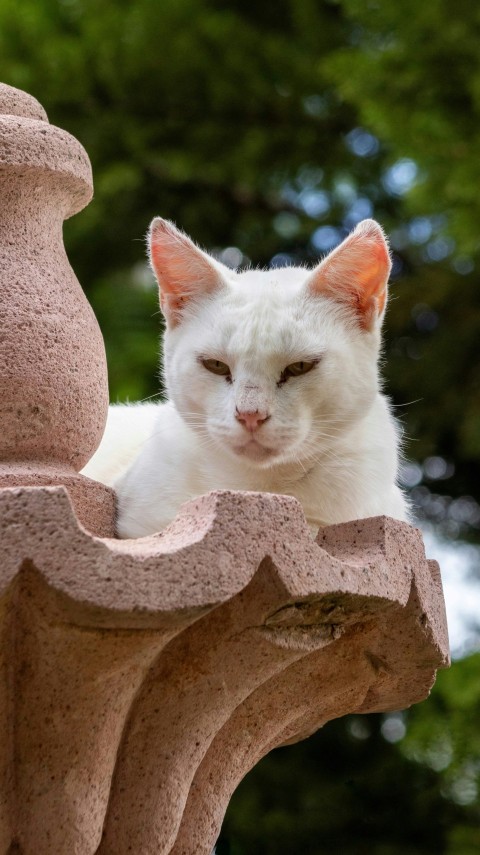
[[356, 243, 389, 316], [309, 220, 391, 330], [150, 224, 203, 297], [149, 218, 222, 326], [151, 241, 184, 297]]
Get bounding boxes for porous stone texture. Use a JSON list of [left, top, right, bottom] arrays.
[[0, 487, 449, 855], [0, 82, 114, 535], [0, 82, 450, 855]]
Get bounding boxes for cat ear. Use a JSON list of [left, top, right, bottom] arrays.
[[306, 219, 392, 331], [148, 218, 224, 327]]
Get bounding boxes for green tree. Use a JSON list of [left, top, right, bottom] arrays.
[[327, 0, 480, 255]]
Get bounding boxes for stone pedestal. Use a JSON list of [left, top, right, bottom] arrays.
[[0, 83, 114, 536], [0, 83, 449, 855]]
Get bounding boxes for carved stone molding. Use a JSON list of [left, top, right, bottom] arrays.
[[0, 486, 448, 855]]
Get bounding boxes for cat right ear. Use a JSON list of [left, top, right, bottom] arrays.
[[148, 218, 224, 327], [306, 219, 391, 331]]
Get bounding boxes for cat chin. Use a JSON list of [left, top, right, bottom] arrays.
[[231, 439, 278, 465]]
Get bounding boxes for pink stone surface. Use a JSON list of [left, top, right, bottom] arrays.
[[0, 486, 449, 855], [0, 82, 450, 855], [0, 82, 115, 535], [0, 85, 48, 122]]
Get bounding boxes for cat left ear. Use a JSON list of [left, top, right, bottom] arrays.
[[148, 218, 224, 327], [306, 219, 392, 331]]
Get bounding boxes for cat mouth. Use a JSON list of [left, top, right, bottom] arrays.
[[234, 439, 275, 462]]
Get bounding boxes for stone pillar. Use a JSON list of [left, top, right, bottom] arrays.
[[0, 83, 450, 855], [0, 83, 114, 536]]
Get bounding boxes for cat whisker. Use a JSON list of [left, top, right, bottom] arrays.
[[138, 392, 165, 403], [299, 440, 349, 467], [389, 398, 423, 408]]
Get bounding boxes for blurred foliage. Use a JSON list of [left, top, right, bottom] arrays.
[[403, 654, 480, 798], [2, 0, 480, 849], [325, 0, 480, 256], [91, 268, 161, 402], [0, 0, 361, 279]]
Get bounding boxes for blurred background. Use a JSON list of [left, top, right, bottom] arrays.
[[2, 0, 479, 850]]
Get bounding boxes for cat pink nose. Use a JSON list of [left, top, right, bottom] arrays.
[[235, 408, 270, 432]]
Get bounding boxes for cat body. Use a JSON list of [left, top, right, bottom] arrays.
[[83, 218, 409, 538]]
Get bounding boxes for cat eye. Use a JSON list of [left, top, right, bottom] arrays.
[[279, 360, 317, 384], [201, 358, 232, 378]]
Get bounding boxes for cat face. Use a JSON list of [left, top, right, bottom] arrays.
[[149, 218, 391, 468]]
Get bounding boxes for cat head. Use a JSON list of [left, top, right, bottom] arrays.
[[148, 217, 392, 468]]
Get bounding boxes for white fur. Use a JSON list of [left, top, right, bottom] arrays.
[[83, 219, 409, 538]]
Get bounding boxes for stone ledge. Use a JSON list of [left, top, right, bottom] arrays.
[[0, 486, 449, 855]]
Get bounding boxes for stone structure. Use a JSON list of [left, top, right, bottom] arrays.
[[0, 83, 449, 855], [0, 83, 114, 537]]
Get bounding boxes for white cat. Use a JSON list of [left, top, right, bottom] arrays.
[[83, 217, 409, 538]]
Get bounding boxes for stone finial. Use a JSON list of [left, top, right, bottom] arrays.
[[0, 83, 114, 535]]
